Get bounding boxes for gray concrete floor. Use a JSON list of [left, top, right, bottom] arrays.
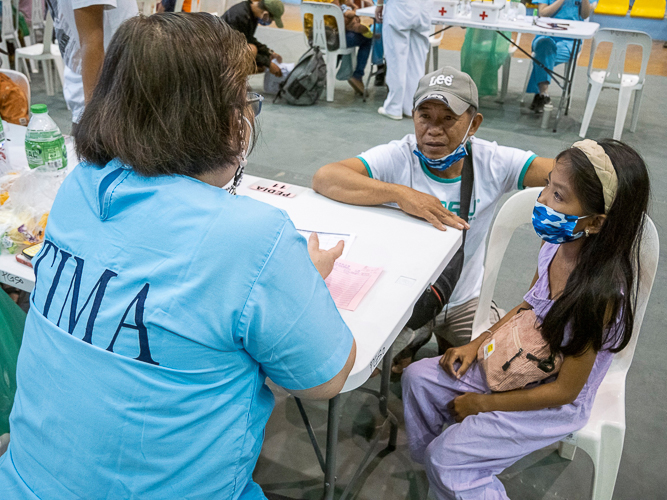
[[39, 27, 667, 499]]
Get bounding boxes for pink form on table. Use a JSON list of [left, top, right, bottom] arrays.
[[324, 259, 383, 312]]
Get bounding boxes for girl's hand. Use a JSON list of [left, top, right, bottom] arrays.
[[447, 392, 486, 422], [439, 342, 478, 379]]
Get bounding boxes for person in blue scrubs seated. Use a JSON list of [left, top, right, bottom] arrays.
[[0, 13, 356, 500], [314, 66, 553, 375], [527, 0, 592, 113]]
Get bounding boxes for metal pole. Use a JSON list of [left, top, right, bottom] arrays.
[[552, 39, 578, 132], [323, 395, 341, 500], [380, 345, 398, 450]]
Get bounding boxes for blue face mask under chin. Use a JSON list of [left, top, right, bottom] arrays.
[[258, 17, 272, 25], [413, 118, 474, 172], [532, 200, 591, 244]]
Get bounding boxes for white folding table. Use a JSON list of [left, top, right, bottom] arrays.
[[0, 125, 463, 498], [357, 6, 599, 132]]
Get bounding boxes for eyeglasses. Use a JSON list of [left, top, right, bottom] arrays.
[[247, 92, 264, 117]]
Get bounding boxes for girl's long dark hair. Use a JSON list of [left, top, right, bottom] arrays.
[[541, 140, 650, 357]]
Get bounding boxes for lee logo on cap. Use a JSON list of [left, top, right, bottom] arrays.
[[430, 74, 453, 86]]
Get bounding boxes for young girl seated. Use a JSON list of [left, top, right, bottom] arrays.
[[402, 139, 650, 499]]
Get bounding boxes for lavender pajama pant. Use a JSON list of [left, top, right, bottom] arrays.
[[402, 357, 585, 500]]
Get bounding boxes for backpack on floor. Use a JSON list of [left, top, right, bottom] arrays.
[[275, 46, 326, 106]]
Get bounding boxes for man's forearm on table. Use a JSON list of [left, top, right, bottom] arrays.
[[313, 165, 405, 207]]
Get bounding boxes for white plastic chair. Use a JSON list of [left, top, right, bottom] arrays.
[[472, 189, 660, 500], [426, 24, 445, 72], [578, 29, 652, 141], [557, 216, 658, 500], [301, 1, 356, 102], [31, 0, 45, 35], [14, 11, 64, 97], [471, 187, 541, 338], [1, 0, 21, 70], [0, 68, 31, 105], [174, 0, 185, 12]]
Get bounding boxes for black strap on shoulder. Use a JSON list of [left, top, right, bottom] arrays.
[[432, 148, 474, 303]]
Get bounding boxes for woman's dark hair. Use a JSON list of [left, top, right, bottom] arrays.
[[541, 139, 650, 357], [75, 13, 255, 177]]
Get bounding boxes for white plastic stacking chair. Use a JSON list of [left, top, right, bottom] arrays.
[[426, 24, 445, 72], [471, 189, 660, 500], [31, 0, 45, 35], [557, 216, 658, 500], [470, 187, 541, 338], [301, 1, 355, 102], [14, 12, 64, 97], [0, 68, 31, 105], [1, 0, 20, 70], [578, 29, 652, 141]]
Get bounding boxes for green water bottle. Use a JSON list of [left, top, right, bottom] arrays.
[[25, 104, 67, 170]]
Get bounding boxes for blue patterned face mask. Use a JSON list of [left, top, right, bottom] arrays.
[[413, 118, 474, 171], [532, 200, 591, 244], [258, 17, 272, 25]]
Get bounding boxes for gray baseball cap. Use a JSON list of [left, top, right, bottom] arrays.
[[413, 66, 479, 115]]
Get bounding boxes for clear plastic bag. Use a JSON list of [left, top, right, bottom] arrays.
[[0, 166, 64, 254]]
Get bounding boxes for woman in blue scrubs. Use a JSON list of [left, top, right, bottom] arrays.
[[0, 13, 355, 500], [527, 0, 592, 113]]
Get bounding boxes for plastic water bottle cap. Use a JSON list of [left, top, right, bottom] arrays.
[[30, 104, 48, 114]]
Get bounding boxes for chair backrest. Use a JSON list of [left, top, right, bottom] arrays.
[[0, 68, 31, 105], [31, 0, 45, 32], [41, 11, 54, 54], [471, 187, 541, 338], [175, 0, 185, 12], [608, 216, 659, 375], [1, 0, 17, 40], [301, 1, 347, 52], [587, 28, 652, 86]]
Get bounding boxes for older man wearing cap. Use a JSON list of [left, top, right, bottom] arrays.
[[223, 0, 285, 77], [313, 67, 553, 370]]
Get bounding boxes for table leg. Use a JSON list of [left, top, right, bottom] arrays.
[[564, 39, 581, 116], [552, 39, 579, 133], [380, 345, 397, 451], [324, 395, 342, 500]]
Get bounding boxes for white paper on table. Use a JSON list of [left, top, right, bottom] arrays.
[[324, 259, 383, 312], [296, 229, 356, 260]]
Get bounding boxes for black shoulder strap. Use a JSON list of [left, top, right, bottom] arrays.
[[458, 145, 474, 246]]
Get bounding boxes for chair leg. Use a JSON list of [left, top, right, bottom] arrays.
[[325, 52, 336, 102], [16, 56, 31, 81], [43, 60, 54, 96], [579, 82, 602, 138], [23, 36, 38, 73], [590, 425, 625, 500], [558, 441, 577, 461], [0, 41, 9, 71], [613, 86, 633, 141], [630, 87, 643, 133], [53, 57, 65, 87]]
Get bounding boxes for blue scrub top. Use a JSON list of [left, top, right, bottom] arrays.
[[0, 160, 354, 499], [534, 0, 583, 21]]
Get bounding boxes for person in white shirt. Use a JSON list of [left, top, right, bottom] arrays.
[[48, 0, 138, 123], [313, 66, 553, 374]]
